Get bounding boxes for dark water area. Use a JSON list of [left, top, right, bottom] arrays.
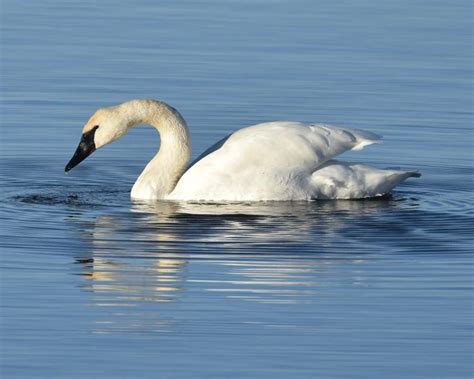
[[1, 0, 473, 378]]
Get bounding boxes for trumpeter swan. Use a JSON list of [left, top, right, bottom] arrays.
[[65, 99, 420, 201]]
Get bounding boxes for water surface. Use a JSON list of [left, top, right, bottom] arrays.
[[1, 0, 473, 378]]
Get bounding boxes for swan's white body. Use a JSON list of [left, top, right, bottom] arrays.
[[69, 99, 420, 201]]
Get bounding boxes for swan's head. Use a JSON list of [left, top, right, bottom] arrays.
[[65, 106, 128, 172]]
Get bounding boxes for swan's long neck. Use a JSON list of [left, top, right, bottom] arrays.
[[120, 100, 191, 200]]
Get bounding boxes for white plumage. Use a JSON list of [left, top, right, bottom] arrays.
[[66, 99, 420, 201]]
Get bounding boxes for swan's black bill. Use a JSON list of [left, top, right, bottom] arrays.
[[65, 125, 99, 172]]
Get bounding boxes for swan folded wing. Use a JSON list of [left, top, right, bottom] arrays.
[[169, 122, 383, 200], [192, 122, 382, 172]]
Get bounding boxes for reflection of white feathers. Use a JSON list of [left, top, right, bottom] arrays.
[[74, 100, 419, 201]]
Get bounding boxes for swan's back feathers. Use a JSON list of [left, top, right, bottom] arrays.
[[170, 122, 385, 201], [190, 122, 381, 170]]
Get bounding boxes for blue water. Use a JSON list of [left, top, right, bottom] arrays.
[[1, 0, 473, 378]]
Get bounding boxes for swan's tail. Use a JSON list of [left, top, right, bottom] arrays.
[[389, 170, 421, 181], [381, 170, 421, 195], [405, 171, 422, 178]]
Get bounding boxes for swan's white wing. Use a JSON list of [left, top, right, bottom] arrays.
[[169, 122, 382, 201], [310, 160, 421, 199], [187, 133, 232, 171]]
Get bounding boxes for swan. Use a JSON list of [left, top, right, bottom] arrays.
[[65, 99, 420, 201]]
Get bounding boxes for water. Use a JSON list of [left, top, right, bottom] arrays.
[[1, 0, 472, 378]]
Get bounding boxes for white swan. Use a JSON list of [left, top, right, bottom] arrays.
[[65, 99, 420, 201]]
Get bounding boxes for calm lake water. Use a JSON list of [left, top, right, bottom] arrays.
[[1, 0, 473, 378]]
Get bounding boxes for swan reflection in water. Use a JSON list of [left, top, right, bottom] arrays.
[[74, 197, 405, 334]]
